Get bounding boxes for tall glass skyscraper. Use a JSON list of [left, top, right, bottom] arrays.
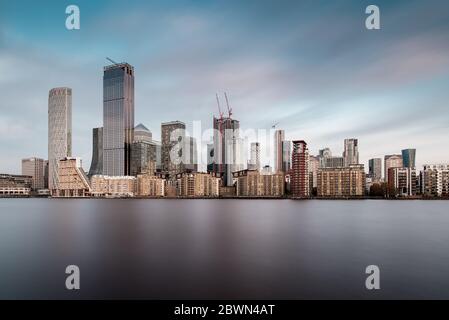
[[48, 87, 72, 194], [402, 149, 416, 168], [103, 63, 135, 176]]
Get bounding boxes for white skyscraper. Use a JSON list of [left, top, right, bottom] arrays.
[[249, 142, 260, 170], [274, 129, 285, 172], [48, 87, 72, 194]]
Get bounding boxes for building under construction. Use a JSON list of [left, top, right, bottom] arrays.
[[212, 93, 242, 187]]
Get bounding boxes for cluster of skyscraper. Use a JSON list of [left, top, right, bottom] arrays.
[[2, 61, 449, 199]]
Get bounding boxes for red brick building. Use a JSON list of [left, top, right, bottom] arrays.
[[291, 140, 309, 198]]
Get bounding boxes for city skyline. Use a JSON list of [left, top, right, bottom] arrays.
[[1, 0, 449, 173]]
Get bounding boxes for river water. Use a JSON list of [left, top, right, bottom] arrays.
[[0, 199, 448, 299]]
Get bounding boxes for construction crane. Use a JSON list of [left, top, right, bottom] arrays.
[[216, 93, 224, 120], [272, 122, 279, 129], [106, 57, 118, 65], [224, 92, 233, 118]]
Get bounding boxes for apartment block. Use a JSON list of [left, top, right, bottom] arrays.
[[137, 173, 165, 197], [176, 172, 220, 197], [387, 167, 417, 197], [233, 169, 284, 197], [422, 164, 449, 197], [91, 175, 136, 197], [317, 165, 366, 197]]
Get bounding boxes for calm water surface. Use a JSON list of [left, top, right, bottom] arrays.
[[0, 199, 448, 299]]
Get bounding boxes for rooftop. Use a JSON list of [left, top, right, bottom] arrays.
[[135, 123, 150, 132]]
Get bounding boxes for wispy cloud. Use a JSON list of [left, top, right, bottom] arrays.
[[0, 0, 449, 172]]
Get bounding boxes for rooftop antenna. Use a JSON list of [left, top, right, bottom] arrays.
[[224, 92, 233, 118], [216, 93, 224, 120], [106, 57, 118, 65]]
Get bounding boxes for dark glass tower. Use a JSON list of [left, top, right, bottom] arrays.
[[103, 63, 135, 176], [88, 127, 103, 177], [368, 158, 382, 182], [402, 149, 416, 168]]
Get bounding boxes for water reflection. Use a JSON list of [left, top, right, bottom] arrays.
[[0, 199, 448, 299]]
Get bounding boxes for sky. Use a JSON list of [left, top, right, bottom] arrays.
[[0, 0, 449, 173]]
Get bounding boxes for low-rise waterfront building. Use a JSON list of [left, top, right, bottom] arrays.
[[219, 185, 236, 197], [0, 174, 32, 196], [387, 167, 417, 197], [233, 169, 284, 197], [165, 180, 178, 197], [176, 172, 220, 197], [57, 157, 91, 197], [422, 164, 449, 197], [91, 175, 136, 197], [137, 173, 165, 197], [317, 165, 366, 197]]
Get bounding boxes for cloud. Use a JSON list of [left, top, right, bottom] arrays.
[[1, 0, 449, 173]]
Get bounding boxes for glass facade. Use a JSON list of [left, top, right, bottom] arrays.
[[402, 149, 416, 168], [130, 141, 158, 176], [103, 63, 135, 176], [368, 158, 382, 182], [161, 121, 186, 175], [343, 138, 359, 167], [282, 140, 291, 172], [88, 127, 103, 177]]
